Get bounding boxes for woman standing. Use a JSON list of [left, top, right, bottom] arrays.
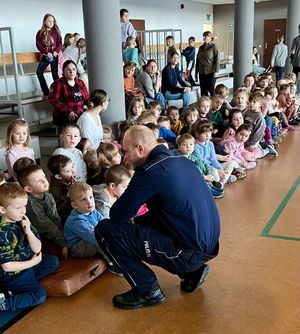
[[195, 31, 219, 97], [77, 89, 110, 150], [36, 13, 62, 96], [271, 35, 288, 81], [48, 60, 89, 126], [136, 59, 166, 109]]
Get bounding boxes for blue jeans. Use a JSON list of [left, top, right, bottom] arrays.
[[36, 55, 59, 95], [95, 220, 219, 294], [252, 65, 266, 75], [165, 91, 190, 109], [0, 254, 58, 311], [146, 92, 166, 111], [275, 67, 284, 81]]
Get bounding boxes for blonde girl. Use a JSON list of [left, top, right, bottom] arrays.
[[36, 13, 62, 96], [197, 96, 211, 119], [102, 125, 122, 151], [89, 143, 122, 186], [5, 119, 35, 179], [127, 97, 145, 123]]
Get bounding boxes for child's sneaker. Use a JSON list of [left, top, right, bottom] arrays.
[[211, 181, 223, 189], [266, 145, 278, 157], [232, 169, 247, 179], [226, 175, 237, 184], [273, 136, 282, 145], [246, 161, 257, 169], [289, 117, 300, 125], [278, 128, 288, 136], [286, 124, 295, 131], [0, 293, 7, 311]]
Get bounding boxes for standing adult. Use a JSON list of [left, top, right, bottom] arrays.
[[94, 125, 220, 309], [136, 59, 166, 109], [36, 13, 62, 96], [271, 35, 288, 81], [120, 8, 137, 50], [161, 52, 191, 109], [48, 60, 89, 126], [195, 31, 219, 97], [77, 89, 110, 150], [290, 24, 300, 78]]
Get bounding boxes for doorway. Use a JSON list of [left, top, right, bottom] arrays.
[[263, 19, 286, 68], [130, 19, 145, 54]]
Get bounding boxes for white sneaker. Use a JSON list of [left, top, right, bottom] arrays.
[[226, 175, 237, 184], [0, 293, 7, 311], [266, 144, 278, 157], [246, 161, 257, 169]]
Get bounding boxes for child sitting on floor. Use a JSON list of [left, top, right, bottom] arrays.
[[17, 165, 68, 259], [166, 106, 184, 135], [127, 97, 145, 124], [53, 123, 87, 182], [5, 119, 35, 180], [180, 107, 199, 134], [47, 155, 76, 223], [64, 182, 121, 275], [192, 119, 237, 186], [90, 143, 122, 186], [221, 123, 257, 170], [0, 182, 58, 312], [197, 96, 211, 120], [214, 84, 232, 122], [208, 94, 225, 137], [176, 133, 224, 198], [157, 116, 176, 145], [147, 101, 162, 119], [102, 125, 122, 151], [93, 165, 132, 219]]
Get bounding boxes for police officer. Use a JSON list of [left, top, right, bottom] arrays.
[[95, 125, 220, 309]]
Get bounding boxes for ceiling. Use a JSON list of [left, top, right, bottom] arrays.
[[187, 0, 272, 4]]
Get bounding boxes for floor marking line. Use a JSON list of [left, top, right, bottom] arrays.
[[261, 176, 300, 241]]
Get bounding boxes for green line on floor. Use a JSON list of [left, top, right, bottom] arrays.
[[261, 175, 300, 241]]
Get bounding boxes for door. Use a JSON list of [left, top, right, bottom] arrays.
[[264, 19, 286, 68], [130, 19, 145, 54]]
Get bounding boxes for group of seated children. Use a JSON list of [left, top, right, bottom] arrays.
[[0, 69, 299, 312]]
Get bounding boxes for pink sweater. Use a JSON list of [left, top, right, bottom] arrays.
[[221, 137, 247, 165]]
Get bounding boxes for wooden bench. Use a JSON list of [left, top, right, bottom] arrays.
[[0, 51, 40, 75], [0, 51, 54, 129]]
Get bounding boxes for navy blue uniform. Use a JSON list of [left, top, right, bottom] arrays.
[[95, 145, 220, 294]]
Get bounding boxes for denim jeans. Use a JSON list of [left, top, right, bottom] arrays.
[[36, 55, 59, 95], [0, 254, 58, 311], [275, 67, 284, 81], [146, 93, 166, 111], [165, 90, 190, 109]]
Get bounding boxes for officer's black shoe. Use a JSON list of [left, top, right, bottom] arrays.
[[112, 287, 165, 309], [180, 264, 210, 293]]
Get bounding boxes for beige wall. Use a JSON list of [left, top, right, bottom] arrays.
[[213, 0, 288, 64]]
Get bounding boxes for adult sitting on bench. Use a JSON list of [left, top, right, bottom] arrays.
[[48, 60, 89, 126], [136, 59, 166, 110], [161, 51, 191, 110]]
